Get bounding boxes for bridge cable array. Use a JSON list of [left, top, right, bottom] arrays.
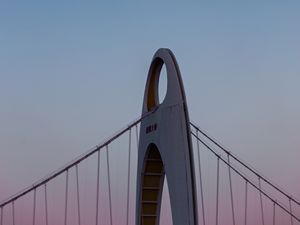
[[0, 114, 146, 225], [191, 122, 300, 205], [0, 114, 299, 225], [190, 121, 300, 225]]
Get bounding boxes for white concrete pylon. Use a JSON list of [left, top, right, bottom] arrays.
[[136, 48, 198, 225]]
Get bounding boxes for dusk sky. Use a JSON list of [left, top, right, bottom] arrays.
[[1, 1, 300, 224]]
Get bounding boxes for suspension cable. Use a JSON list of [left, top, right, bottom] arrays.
[[44, 184, 49, 225], [64, 170, 69, 225], [190, 122, 300, 207], [244, 181, 248, 225], [106, 145, 113, 225], [126, 129, 132, 225], [2, 115, 298, 225], [227, 154, 236, 225], [289, 198, 294, 225], [0, 206, 3, 225], [32, 188, 36, 225], [258, 178, 265, 225], [12, 201, 15, 225], [190, 131, 300, 222], [75, 165, 81, 225], [95, 150, 101, 225], [216, 157, 220, 225], [196, 130, 206, 225], [0, 115, 147, 208], [273, 201, 276, 225]]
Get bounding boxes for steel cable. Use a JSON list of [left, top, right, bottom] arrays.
[[216, 157, 220, 225], [44, 184, 49, 225], [244, 181, 248, 225], [0, 206, 3, 225], [33, 189, 36, 225], [0, 115, 147, 208], [106, 145, 113, 225], [258, 178, 265, 225], [126, 129, 132, 225], [190, 131, 300, 222], [289, 198, 294, 225], [95, 150, 101, 225], [273, 201, 276, 225], [190, 122, 300, 207], [76, 165, 81, 225], [227, 155, 236, 225], [12, 201, 15, 225], [64, 170, 69, 225], [196, 130, 206, 225]]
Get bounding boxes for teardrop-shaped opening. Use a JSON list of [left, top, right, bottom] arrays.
[[146, 58, 168, 112], [158, 64, 167, 104], [159, 176, 173, 225]]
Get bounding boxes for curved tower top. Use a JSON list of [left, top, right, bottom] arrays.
[[136, 48, 198, 225]]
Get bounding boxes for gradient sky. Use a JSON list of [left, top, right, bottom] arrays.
[[1, 1, 300, 221]]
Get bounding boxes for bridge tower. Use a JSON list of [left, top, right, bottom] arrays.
[[136, 48, 198, 225]]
